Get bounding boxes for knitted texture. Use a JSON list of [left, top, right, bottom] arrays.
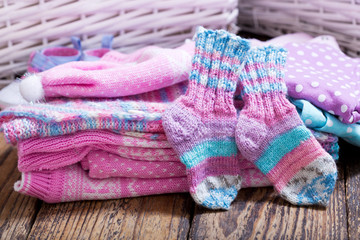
[[0, 81, 188, 144], [17, 127, 339, 173], [17, 130, 175, 172], [116, 131, 168, 141], [0, 78, 341, 147], [14, 162, 273, 203], [235, 46, 338, 206], [163, 27, 250, 210], [15, 163, 189, 203], [81, 150, 185, 179], [14, 129, 339, 203], [81, 150, 258, 180], [30, 41, 194, 98]]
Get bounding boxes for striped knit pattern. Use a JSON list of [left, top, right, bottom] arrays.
[[235, 46, 338, 206], [0, 81, 188, 144], [310, 130, 339, 161], [162, 27, 250, 210]]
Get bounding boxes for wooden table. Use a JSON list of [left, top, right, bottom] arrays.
[[0, 134, 359, 239]]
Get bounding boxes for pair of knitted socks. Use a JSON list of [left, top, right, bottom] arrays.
[[162, 27, 338, 209]]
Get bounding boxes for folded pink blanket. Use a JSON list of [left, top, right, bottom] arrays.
[[14, 163, 271, 203]]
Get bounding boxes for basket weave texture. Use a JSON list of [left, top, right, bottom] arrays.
[[238, 0, 360, 57], [0, 0, 238, 83]]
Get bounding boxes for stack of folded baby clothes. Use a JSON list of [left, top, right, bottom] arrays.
[[0, 27, 344, 210]]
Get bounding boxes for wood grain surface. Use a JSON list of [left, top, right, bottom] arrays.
[[0, 139, 41, 239], [28, 193, 193, 239]]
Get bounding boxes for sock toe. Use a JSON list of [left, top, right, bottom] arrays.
[[191, 175, 242, 210], [280, 172, 337, 206], [202, 186, 238, 210], [279, 155, 338, 206]]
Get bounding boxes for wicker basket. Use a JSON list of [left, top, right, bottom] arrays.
[[0, 0, 238, 83], [238, 0, 360, 57]]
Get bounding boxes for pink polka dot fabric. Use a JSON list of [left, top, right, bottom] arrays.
[[283, 36, 360, 124], [82, 150, 186, 179]]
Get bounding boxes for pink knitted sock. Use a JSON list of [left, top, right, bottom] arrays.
[[14, 163, 272, 203], [163, 28, 250, 209], [19, 41, 194, 101], [235, 46, 337, 206]]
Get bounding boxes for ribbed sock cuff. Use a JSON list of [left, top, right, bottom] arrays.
[[239, 46, 288, 97], [190, 27, 250, 92]]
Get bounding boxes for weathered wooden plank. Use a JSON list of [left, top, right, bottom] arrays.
[[0, 147, 41, 239], [342, 140, 360, 240], [0, 133, 11, 159], [133, 194, 192, 239], [28, 193, 193, 239], [190, 163, 348, 239]]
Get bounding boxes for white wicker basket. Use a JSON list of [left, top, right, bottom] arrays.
[[0, 0, 238, 83], [238, 0, 360, 57]]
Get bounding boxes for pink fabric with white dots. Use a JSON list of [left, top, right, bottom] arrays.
[[81, 150, 186, 179], [80, 149, 261, 180], [38, 41, 194, 98], [283, 36, 360, 124], [15, 163, 272, 203]]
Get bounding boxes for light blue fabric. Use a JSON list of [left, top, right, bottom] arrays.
[[292, 99, 360, 147]]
